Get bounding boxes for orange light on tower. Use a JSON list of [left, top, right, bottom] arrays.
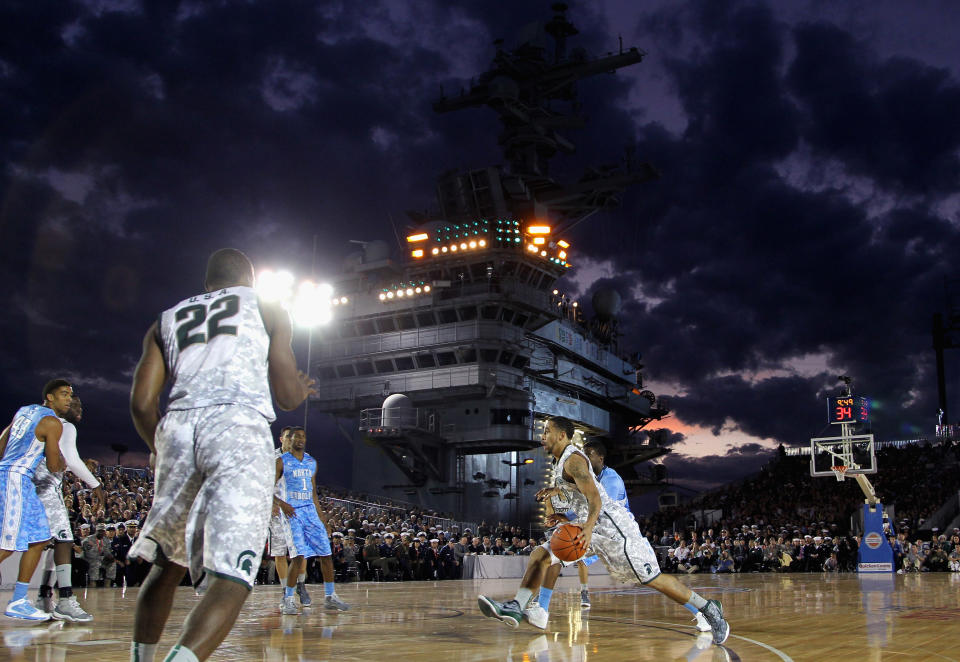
[[527, 225, 551, 235], [411, 249, 424, 258], [406, 233, 429, 243], [527, 244, 538, 253], [532, 237, 545, 245], [557, 240, 570, 248]]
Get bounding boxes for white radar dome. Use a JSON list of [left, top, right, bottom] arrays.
[[382, 393, 413, 427]]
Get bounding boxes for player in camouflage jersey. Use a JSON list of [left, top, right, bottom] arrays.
[[33, 395, 99, 622], [478, 416, 731, 646], [268, 426, 298, 606], [128, 249, 314, 662]]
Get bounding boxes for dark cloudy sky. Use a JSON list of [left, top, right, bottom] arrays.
[[1, 0, 958, 496]]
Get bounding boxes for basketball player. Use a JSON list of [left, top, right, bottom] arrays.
[[276, 427, 349, 614], [478, 416, 730, 645], [538, 438, 711, 633], [34, 395, 99, 621], [128, 248, 315, 662], [0, 379, 69, 620], [269, 426, 297, 606]]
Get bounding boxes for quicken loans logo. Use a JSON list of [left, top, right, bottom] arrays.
[[236, 550, 257, 574]]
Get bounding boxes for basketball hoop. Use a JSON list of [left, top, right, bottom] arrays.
[[831, 465, 848, 482]]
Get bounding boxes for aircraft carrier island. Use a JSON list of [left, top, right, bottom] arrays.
[[308, 4, 671, 526]]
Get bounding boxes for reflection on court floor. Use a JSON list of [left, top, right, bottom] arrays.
[[1, 573, 958, 661]]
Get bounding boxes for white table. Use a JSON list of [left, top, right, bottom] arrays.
[[462, 554, 609, 579]]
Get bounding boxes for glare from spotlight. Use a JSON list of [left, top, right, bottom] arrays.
[[469, 240, 477, 249], [423, 285, 431, 292], [379, 293, 386, 301], [442, 246, 448, 253], [478, 239, 486, 247], [432, 247, 440, 255], [406, 288, 414, 296], [290, 281, 333, 327], [255, 269, 295, 303], [387, 291, 394, 299]]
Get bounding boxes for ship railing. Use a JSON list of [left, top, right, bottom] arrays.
[[312, 365, 525, 402], [359, 407, 438, 433], [316, 320, 525, 360], [321, 496, 476, 534]]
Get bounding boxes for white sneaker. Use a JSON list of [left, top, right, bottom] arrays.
[[53, 596, 94, 623], [5, 598, 51, 621], [694, 610, 711, 632], [324, 593, 350, 611], [523, 602, 549, 630], [281, 596, 300, 615]]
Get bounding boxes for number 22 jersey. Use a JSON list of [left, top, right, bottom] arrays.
[[158, 285, 275, 421]]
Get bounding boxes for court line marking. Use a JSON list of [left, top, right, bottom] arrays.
[[596, 616, 794, 662]]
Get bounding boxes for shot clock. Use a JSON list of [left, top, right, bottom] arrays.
[[828, 396, 869, 425]]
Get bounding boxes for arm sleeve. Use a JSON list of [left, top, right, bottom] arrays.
[[59, 422, 101, 488]]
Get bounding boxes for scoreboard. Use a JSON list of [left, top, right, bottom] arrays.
[[828, 396, 869, 425]]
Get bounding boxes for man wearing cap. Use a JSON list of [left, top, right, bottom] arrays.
[[439, 539, 459, 579], [102, 525, 118, 586], [378, 534, 399, 580], [124, 520, 146, 587], [112, 523, 132, 586], [82, 524, 109, 587]]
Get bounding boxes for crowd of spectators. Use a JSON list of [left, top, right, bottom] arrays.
[[61, 462, 154, 588], [639, 440, 960, 576], [59, 438, 958, 586]]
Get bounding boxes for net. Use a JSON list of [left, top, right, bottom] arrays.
[[831, 465, 848, 482]]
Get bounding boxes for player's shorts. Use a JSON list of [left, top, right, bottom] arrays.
[[287, 505, 331, 558], [268, 512, 297, 557], [542, 508, 660, 584], [128, 404, 274, 588], [33, 477, 73, 542], [0, 470, 52, 552]]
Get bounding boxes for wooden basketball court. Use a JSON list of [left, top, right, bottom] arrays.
[[2, 572, 958, 661]]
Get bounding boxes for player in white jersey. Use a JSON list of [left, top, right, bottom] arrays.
[[128, 248, 314, 662], [269, 426, 297, 606], [33, 395, 99, 622], [478, 416, 731, 646]]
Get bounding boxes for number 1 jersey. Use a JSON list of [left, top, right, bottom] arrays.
[[158, 285, 275, 421]]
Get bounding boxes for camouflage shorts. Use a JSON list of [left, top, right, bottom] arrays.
[[34, 478, 72, 542], [129, 404, 274, 588], [268, 512, 295, 557], [543, 509, 661, 584]]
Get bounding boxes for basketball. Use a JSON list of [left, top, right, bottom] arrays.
[[550, 523, 586, 562]]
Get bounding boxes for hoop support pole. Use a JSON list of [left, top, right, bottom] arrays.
[[854, 473, 878, 508]]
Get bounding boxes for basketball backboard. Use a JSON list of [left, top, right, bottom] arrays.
[[809, 434, 876, 479]]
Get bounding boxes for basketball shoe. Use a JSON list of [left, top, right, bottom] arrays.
[[523, 602, 549, 630], [324, 593, 350, 611], [700, 599, 730, 645], [477, 595, 522, 628], [693, 610, 711, 632], [296, 581, 311, 606]]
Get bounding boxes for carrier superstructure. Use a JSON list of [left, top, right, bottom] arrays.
[[309, 4, 670, 523]]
